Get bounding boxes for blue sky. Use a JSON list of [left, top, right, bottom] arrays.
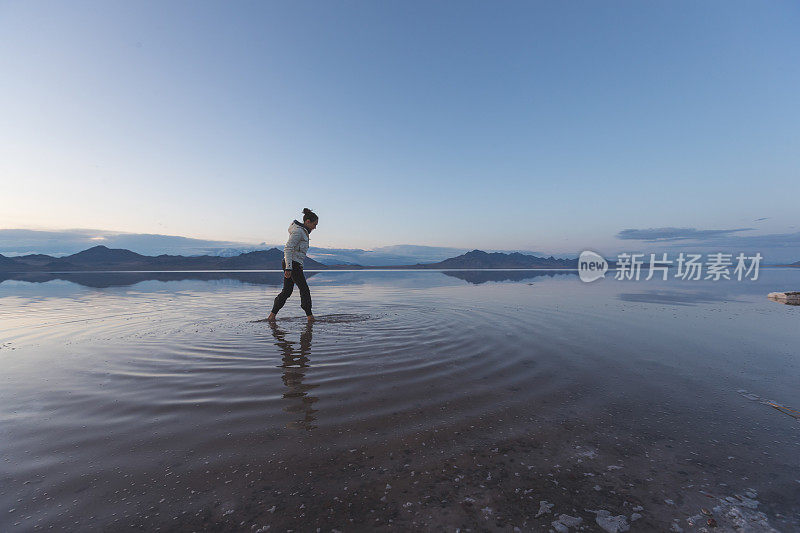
[[1, 1, 798, 259]]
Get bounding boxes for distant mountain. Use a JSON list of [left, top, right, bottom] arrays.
[[0, 229, 582, 266], [405, 249, 578, 269], [297, 245, 471, 266], [0, 246, 332, 272], [0, 246, 581, 273], [0, 253, 19, 269], [306, 245, 577, 266], [10, 253, 62, 268]]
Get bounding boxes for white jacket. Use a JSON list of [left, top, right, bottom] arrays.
[[283, 220, 310, 269]]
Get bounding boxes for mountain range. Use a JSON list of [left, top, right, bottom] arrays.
[[405, 249, 578, 269], [0, 246, 579, 272], [0, 229, 573, 265]]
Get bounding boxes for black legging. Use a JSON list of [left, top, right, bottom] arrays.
[[271, 259, 312, 316]]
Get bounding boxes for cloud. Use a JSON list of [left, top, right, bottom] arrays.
[[0, 229, 258, 257], [715, 231, 800, 249], [616, 227, 754, 242], [614, 227, 800, 263], [754, 217, 770, 222]]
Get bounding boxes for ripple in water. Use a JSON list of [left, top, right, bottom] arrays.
[[1, 273, 799, 530]]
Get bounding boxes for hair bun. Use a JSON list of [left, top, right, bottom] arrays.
[[301, 207, 318, 223]]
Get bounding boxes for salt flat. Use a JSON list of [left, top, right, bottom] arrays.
[[1, 269, 798, 531]]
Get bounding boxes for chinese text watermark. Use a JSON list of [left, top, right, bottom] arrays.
[[579, 251, 762, 283]]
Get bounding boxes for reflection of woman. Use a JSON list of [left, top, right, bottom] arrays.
[[268, 208, 318, 322], [269, 321, 318, 430]]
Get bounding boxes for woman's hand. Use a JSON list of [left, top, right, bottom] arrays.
[[284, 270, 292, 279]]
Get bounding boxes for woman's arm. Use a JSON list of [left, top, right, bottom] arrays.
[[284, 230, 302, 270]]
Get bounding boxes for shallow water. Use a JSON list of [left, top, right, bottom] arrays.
[[1, 269, 799, 531]]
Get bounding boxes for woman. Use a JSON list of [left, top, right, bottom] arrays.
[[268, 208, 318, 322]]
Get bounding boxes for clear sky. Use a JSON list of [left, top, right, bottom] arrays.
[[1, 1, 798, 255]]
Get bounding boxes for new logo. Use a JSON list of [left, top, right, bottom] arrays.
[[578, 251, 608, 282]]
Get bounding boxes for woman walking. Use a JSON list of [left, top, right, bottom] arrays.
[[268, 208, 318, 322]]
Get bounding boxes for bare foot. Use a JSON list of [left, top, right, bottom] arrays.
[[307, 315, 315, 322], [267, 312, 276, 321]]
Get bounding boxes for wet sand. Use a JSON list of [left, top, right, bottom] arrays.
[[1, 270, 798, 531]]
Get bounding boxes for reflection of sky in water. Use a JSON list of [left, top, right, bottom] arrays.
[[2, 266, 797, 293], [617, 290, 743, 305], [1, 268, 799, 529]]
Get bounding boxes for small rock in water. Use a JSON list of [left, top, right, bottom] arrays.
[[535, 500, 554, 518], [737, 495, 759, 509], [589, 510, 629, 533], [767, 291, 800, 304], [557, 514, 582, 527]]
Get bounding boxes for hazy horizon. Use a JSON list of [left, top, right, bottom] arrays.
[[1, 226, 799, 264]]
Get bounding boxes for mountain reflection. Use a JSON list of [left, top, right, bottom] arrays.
[[441, 270, 577, 284], [0, 271, 316, 288], [1, 269, 578, 288], [269, 321, 319, 430]]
